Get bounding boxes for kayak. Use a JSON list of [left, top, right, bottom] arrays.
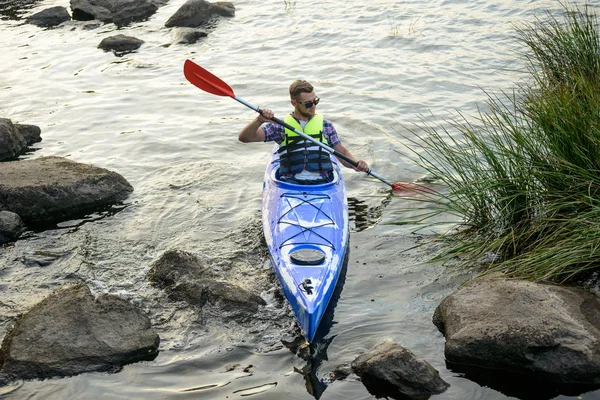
[[262, 145, 349, 342]]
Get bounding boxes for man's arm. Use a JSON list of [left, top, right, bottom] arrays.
[[332, 143, 369, 172], [238, 109, 275, 142]]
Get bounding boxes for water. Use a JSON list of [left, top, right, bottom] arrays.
[[1, 0, 599, 398]]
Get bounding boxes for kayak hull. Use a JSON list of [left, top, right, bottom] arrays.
[[262, 146, 349, 342]]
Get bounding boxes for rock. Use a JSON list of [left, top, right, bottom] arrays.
[[14, 124, 41, 145], [164, 0, 234, 28], [0, 211, 24, 244], [330, 362, 352, 380], [0, 119, 27, 161], [98, 34, 144, 55], [433, 277, 600, 385], [148, 250, 266, 321], [350, 340, 450, 396], [147, 249, 213, 287], [0, 284, 159, 382], [0, 156, 133, 224], [70, 0, 158, 27], [26, 6, 71, 27], [171, 27, 207, 44]]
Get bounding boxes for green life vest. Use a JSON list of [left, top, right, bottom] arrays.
[[277, 114, 333, 175]]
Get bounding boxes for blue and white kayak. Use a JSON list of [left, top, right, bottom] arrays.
[[262, 145, 349, 342]]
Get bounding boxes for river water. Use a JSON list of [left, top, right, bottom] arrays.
[[1, 0, 600, 399]]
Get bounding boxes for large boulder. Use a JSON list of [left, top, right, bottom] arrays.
[[148, 249, 266, 321], [0, 284, 159, 382], [349, 340, 449, 397], [70, 0, 158, 27], [164, 0, 234, 28], [26, 6, 71, 27], [0, 119, 27, 161], [433, 277, 600, 384], [0, 156, 133, 224]]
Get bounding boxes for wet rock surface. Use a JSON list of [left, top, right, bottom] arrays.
[[171, 27, 208, 44], [0, 118, 27, 161], [70, 0, 158, 27], [148, 249, 267, 322], [434, 277, 600, 385], [98, 34, 144, 55], [26, 6, 71, 27], [0, 283, 159, 383], [350, 340, 450, 397], [0, 211, 24, 243], [0, 156, 133, 224], [164, 0, 234, 28]]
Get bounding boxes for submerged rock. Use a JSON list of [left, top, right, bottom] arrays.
[[0, 156, 133, 224], [350, 340, 450, 396], [0, 211, 24, 244], [0, 284, 159, 382], [434, 277, 600, 385], [26, 6, 71, 27], [148, 249, 266, 321], [164, 0, 234, 28], [98, 34, 144, 55], [171, 27, 207, 44]]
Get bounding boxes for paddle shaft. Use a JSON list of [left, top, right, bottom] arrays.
[[234, 96, 393, 187]]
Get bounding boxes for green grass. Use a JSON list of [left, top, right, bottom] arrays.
[[397, 3, 600, 281]]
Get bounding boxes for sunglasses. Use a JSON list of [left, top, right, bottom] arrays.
[[299, 96, 320, 108]]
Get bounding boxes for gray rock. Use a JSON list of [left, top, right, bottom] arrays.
[[0, 156, 133, 224], [0, 119, 27, 161], [433, 277, 600, 384], [171, 27, 207, 44], [0, 284, 159, 381], [14, 124, 41, 145], [164, 0, 234, 28], [0, 211, 24, 244], [98, 34, 144, 55], [70, 0, 158, 27], [148, 250, 266, 321], [351, 340, 450, 396], [26, 6, 71, 27]]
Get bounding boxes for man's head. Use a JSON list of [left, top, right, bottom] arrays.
[[289, 80, 320, 119]]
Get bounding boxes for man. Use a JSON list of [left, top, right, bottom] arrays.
[[238, 80, 369, 184]]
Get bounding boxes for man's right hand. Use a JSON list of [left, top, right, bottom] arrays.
[[258, 108, 274, 123]]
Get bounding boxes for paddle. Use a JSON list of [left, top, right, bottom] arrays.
[[183, 59, 410, 191]]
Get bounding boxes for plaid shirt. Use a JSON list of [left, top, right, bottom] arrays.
[[262, 114, 340, 147]]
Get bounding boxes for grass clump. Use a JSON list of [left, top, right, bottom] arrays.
[[400, 3, 600, 281]]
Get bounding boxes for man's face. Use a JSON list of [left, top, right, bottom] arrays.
[[293, 91, 319, 119]]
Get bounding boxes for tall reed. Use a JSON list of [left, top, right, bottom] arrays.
[[400, 3, 600, 281]]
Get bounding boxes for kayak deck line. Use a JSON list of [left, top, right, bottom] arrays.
[[277, 192, 337, 251]]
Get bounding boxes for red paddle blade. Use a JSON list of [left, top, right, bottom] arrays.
[[392, 182, 434, 195], [183, 59, 235, 98]]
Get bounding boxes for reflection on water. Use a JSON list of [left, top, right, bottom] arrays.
[[348, 194, 393, 232], [291, 252, 349, 399]]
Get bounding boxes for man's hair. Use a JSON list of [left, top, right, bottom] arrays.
[[289, 80, 314, 99]]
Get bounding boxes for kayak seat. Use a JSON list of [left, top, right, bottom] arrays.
[[272, 165, 339, 186]]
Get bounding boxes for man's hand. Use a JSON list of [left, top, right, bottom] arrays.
[[354, 160, 369, 172], [258, 108, 274, 123]]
